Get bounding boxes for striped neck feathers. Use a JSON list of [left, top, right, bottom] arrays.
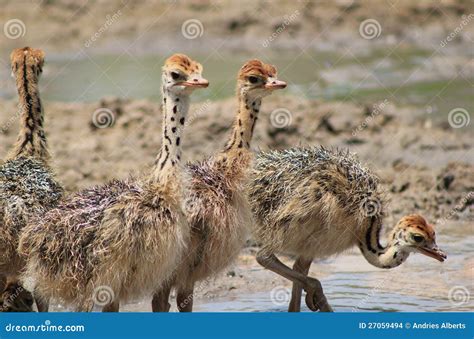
[[359, 217, 410, 269], [8, 55, 49, 161], [224, 91, 261, 153], [151, 86, 190, 183]]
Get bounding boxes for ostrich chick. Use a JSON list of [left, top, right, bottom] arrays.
[[152, 60, 287, 312], [0, 47, 63, 312], [18, 54, 208, 311], [249, 147, 446, 312]]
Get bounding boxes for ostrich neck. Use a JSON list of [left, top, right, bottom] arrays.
[[224, 91, 261, 153], [8, 57, 49, 161], [151, 86, 190, 183], [358, 217, 409, 269]]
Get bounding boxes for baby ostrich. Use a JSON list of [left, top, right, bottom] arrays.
[[18, 54, 208, 311], [151, 60, 287, 312], [249, 147, 446, 312], [0, 47, 63, 312]]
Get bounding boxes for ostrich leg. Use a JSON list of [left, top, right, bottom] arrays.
[[102, 301, 119, 312], [152, 283, 172, 312], [288, 257, 312, 312], [257, 252, 333, 312], [0, 275, 5, 310], [34, 288, 49, 312], [0, 275, 5, 291], [176, 284, 194, 312]]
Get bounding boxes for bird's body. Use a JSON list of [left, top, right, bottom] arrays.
[[0, 157, 63, 277], [19, 54, 209, 311], [250, 146, 381, 260], [19, 176, 188, 309], [175, 150, 253, 288], [0, 47, 63, 312], [250, 146, 446, 312]]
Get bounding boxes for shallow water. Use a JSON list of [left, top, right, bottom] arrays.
[[192, 221, 472, 313], [60, 220, 471, 313], [200, 221, 474, 312], [46, 218, 472, 313]]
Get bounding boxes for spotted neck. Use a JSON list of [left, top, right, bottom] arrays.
[[224, 91, 261, 153], [358, 217, 410, 269], [8, 56, 49, 161], [151, 84, 190, 183]]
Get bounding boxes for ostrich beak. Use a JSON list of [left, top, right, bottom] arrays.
[[416, 245, 447, 262], [180, 76, 209, 88], [264, 78, 287, 90]]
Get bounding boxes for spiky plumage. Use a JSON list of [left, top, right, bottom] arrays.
[[249, 146, 384, 259], [19, 177, 188, 309], [173, 151, 253, 288], [0, 157, 63, 276]]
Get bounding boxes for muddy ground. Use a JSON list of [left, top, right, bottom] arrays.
[[1, 0, 473, 54]]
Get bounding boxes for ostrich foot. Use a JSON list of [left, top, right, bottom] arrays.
[[304, 277, 333, 312], [102, 301, 119, 312], [34, 291, 49, 312], [152, 284, 172, 312], [257, 252, 333, 312], [177, 286, 194, 312]]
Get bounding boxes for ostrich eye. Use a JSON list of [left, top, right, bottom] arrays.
[[412, 234, 424, 243], [248, 76, 259, 84], [171, 72, 180, 80]]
